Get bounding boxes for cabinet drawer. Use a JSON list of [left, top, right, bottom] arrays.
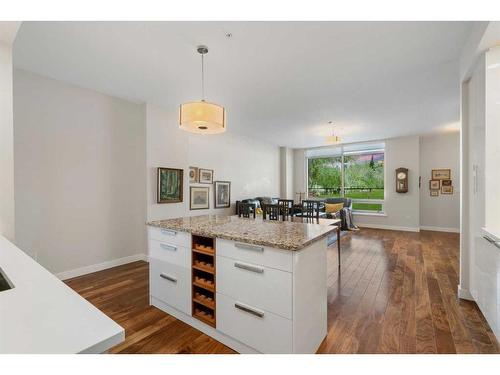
[[148, 226, 191, 248], [150, 258, 191, 315], [216, 238, 293, 272], [149, 239, 190, 268], [216, 255, 292, 319], [217, 293, 292, 353]]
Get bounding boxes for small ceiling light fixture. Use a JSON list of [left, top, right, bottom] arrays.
[[325, 122, 341, 144], [179, 45, 226, 134]]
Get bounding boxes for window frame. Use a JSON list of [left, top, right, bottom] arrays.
[[306, 145, 386, 214]]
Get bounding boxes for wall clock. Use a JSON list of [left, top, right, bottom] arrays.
[[396, 167, 408, 193]]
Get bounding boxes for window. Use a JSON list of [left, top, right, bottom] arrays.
[[306, 144, 385, 214], [307, 156, 342, 198]]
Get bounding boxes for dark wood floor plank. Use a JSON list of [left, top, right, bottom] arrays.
[[377, 237, 406, 353], [65, 228, 499, 354], [399, 241, 416, 353], [415, 240, 437, 353], [426, 276, 457, 353]]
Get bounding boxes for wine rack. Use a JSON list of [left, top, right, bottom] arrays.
[[192, 235, 216, 327]]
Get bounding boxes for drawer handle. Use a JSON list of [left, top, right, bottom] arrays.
[[483, 236, 500, 249], [234, 302, 265, 318], [235, 242, 264, 252], [160, 243, 177, 252], [160, 273, 177, 283], [161, 229, 177, 236], [234, 262, 264, 274]]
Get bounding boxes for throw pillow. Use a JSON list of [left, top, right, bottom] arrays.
[[325, 202, 344, 214]]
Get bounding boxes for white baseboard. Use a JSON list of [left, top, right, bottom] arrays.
[[357, 223, 420, 232], [56, 253, 148, 280], [420, 226, 460, 233], [457, 285, 474, 301]]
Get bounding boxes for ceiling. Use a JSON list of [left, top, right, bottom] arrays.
[[13, 21, 474, 148]]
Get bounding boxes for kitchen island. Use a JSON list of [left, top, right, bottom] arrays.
[[0, 235, 124, 354], [147, 214, 337, 353]]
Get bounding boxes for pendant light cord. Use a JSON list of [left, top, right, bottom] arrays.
[[201, 53, 205, 101]]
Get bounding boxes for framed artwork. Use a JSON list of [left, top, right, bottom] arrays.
[[441, 185, 454, 194], [214, 181, 231, 208], [199, 168, 214, 184], [190, 186, 210, 210], [189, 166, 199, 183], [430, 190, 439, 197], [431, 169, 451, 180], [157, 168, 183, 204], [429, 180, 440, 190], [442, 179, 452, 186]]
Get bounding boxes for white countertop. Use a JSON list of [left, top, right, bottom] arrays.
[[482, 227, 500, 243], [0, 235, 124, 353]]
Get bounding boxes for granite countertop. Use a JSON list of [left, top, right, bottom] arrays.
[[147, 214, 337, 251]]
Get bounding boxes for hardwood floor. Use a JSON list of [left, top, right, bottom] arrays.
[[65, 228, 500, 354]]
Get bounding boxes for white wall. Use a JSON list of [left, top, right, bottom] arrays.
[[146, 105, 280, 221], [279, 147, 294, 200], [13, 69, 147, 275], [419, 133, 461, 232], [0, 41, 15, 241], [293, 148, 306, 202], [354, 135, 421, 231]]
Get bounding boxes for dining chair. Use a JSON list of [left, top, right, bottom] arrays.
[[238, 202, 256, 219], [278, 199, 294, 221], [302, 200, 320, 224], [262, 204, 280, 221]]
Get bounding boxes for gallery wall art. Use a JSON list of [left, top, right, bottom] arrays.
[[157, 167, 183, 203]]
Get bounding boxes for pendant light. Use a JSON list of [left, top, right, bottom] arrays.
[[179, 45, 226, 134], [325, 122, 341, 144]]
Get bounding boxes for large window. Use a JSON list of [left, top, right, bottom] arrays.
[[307, 156, 342, 198], [307, 144, 385, 213]]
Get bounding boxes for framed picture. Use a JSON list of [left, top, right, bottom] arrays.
[[157, 168, 183, 204], [214, 181, 231, 208], [199, 168, 214, 184], [432, 169, 451, 180], [190, 186, 209, 210], [430, 190, 439, 197], [429, 179, 440, 190], [442, 179, 452, 186], [189, 166, 199, 183], [441, 185, 454, 194]]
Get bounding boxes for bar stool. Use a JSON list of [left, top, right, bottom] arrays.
[[238, 202, 256, 219], [302, 200, 320, 224], [262, 204, 280, 221], [278, 199, 294, 221]]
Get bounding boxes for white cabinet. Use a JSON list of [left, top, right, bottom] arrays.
[[148, 226, 190, 248], [465, 48, 500, 342], [216, 293, 293, 353], [149, 239, 190, 268], [148, 227, 191, 315], [217, 238, 293, 272], [148, 227, 327, 353], [473, 234, 500, 336], [150, 258, 191, 315], [216, 254, 293, 319], [215, 237, 326, 353], [485, 47, 500, 238]]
